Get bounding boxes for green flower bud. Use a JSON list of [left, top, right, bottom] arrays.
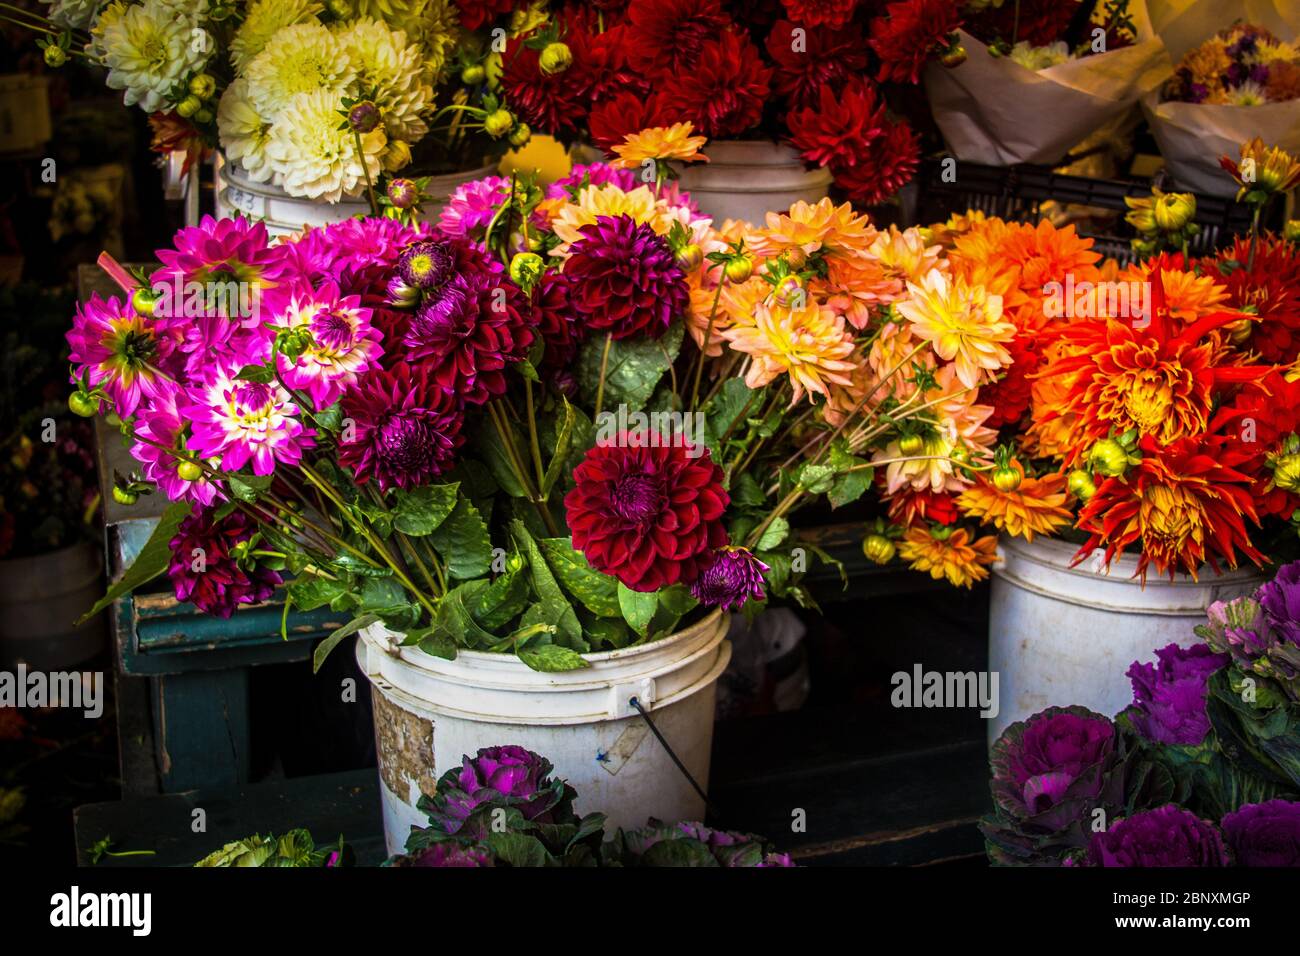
[[43, 45, 67, 69], [1088, 438, 1130, 478], [189, 73, 216, 100], [509, 252, 545, 290], [483, 109, 514, 138], [175, 95, 201, 118], [461, 64, 486, 86], [862, 534, 896, 565], [508, 122, 532, 148], [539, 42, 573, 75], [1154, 192, 1196, 233], [1067, 469, 1097, 501]]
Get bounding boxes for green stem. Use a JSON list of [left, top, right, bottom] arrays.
[[594, 333, 614, 418], [524, 378, 546, 490], [353, 130, 379, 217], [689, 277, 725, 409]]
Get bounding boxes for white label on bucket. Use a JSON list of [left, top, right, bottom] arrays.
[[598, 721, 650, 776], [225, 186, 265, 218]]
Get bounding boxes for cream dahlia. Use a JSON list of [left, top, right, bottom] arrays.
[[265, 89, 386, 202], [334, 18, 434, 143], [230, 0, 323, 72], [216, 78, 275, 183], [242, 22, 354, 119], [93, 0, 212, 112]]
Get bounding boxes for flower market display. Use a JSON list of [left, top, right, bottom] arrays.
[[981, 558, 1300, 867]]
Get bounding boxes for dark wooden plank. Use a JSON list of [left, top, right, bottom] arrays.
[[73, 769, 384, 867]]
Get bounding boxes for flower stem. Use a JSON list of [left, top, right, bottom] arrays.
[[353, 131, 379, 217], [594, 332, 614, 418], [524, 378, 546, 490], [689, 276, 725, 409]]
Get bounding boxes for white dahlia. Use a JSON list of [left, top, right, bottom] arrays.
[[242, 22, 354, 119], [230, 0, 324, 72], [334, 17, 432, 142], [92, 0, 212, 113], [43, 0, 102, 31], [350, 0, 460, 81], [265, 89, 386, 202], [217, 78, 275, 183]]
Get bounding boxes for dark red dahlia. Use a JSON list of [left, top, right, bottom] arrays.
[[965, 0, 1076, 49], [982, 332, 1040, 428], [659, 30, 773, 138], [565, 438, 730, 592], [400, 244, 538, 404], [589, 91, 669, 151], [168, 507, 282, 619], [534, 270, 584, 380], [833, 118, 920, 205], [453, 0, 515, 31], [569, 23, 649, 103], [338, 362, 465, 492], [779, 0, 858, 28], [766, 19, 870, 111], [501, 37, 586, 136], [787, 77, 885, 169], [690, 547, 769, 610], [868, 0, 963, 84], [564, 214, 688, 340], [624, 0, 730, 75], [1213, 235, 1300, 364]]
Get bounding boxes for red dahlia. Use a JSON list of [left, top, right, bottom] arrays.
[[659, 30, 773, 139], [339, 362, 465, 492], [766, 19, 871, 111], [453, 0, 515, 31], [168, 508, 282, 619], [589, 91, 669, 152], [981, 332, 1040, 428], [966, 0, 1076, 49], [565, 438, 730, 592], [501, 37, 585, 136], [1213, 235, 1300, 364], [564, 214, 688, 340], [869, 0, 963, 84], [624, 0, 730, 75], [885, 486, 960, 527], [779, 0, 858, 29], [569, 23, 648, 103], [833, 118, 920, 205], [787, 77, 885, 169], [533, 270, 584, 380]]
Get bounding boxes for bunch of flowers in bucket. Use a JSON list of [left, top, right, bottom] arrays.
[[388, 744, 793, 867], [866, 170, 1300, 586], [488, 0, 965, 206], [981, 558, 1300, 867], [66, 161, 1014, 668], [22, 0, 546, 199]]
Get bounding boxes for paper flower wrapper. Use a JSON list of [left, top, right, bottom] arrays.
[[1142, 0, 1300, 197], [924, 29, 1173, 166]]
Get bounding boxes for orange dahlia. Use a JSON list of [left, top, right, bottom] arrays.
[[897, 267, 1015, 389], [610, 122, 709, 169], [956, 463, 1072, 542], [723, 298, 857, 403], [898, 526, 1000, 589], [745, 197, 876, 261]]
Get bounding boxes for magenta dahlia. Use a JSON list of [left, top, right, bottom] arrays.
[[271, 282, 384, 410], [563, 214, 688, 341], [564, 438, 730, 592], [338, 362, 465, 492], [658, 30, 773, 139], [66, 293, 179, 418], [691, 547, 769, 610], [167, 507, 282, 619], [131, 385, 221, 507]]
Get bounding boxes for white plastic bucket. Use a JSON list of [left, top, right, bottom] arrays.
[[988, 535, 1263, 745], [356, 610, 732, 855], [214, 156, 496, 237], [675, 140, 832, 226]]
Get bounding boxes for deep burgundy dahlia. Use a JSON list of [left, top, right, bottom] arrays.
[[564, 214, 688, 341], [833, 118, 921, 205], [766, 19, 871, 111], [588, 91, 669, 152], [690, 547, 769, 610], [868, 0, 963, 85], [338, 362, 465, 492], [787, 77, 885, 169], [565, 438, 730, 592], [625, 0, 730, 75], [533, 270, 584, 382], [453, 0, 515, 31], [398, 238, 456, 291], [659, 30, 773, 139], [399, 244, 537, 404], [167, 507, 282, 619], [779, 0, 858, 29]]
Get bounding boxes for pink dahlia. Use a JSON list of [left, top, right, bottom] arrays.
[[272, 282, 384, 410], [168, 507, 282, 618], [691, 547, 769, 610], [546, 163, 639, 200], [787, 78, 885, 169], [66, 293, 178, 418], [563, 214, 688, 341], [185, 369, 313, 476], [321, 218, 431, 276], [659, 31, 773, 139], [131, 386, 221, 506], [565, 438, 730, 592], [767, 19, 871, 111], [438, 177, 510, 241], [338, 362, 464, 492]]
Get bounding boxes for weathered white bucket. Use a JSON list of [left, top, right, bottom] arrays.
[[988, 535, 1263, 746], [356, 610, 731, 855], [675, 140, 832, 225], [0, 74, 50, 152], [0, 542, 107, 669], [214, 156, 495, 237]]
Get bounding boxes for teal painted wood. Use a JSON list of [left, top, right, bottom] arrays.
[[153, 669, 252, 792]]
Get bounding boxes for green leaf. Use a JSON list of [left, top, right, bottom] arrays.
[[235, 363, 275, 383], [540, 395, 575, 496], [312, 613, 378, 674], [226, 472, 273, 503], [78, 501, 192, 623], [359, 575, 406, 612], [826, 442, 872, 509], [756, 517, 789, 552], [730, 472, 767, 509], [286, 574, 349, 612], [479, 417, 530, 498], [583, 615, 631, 650], [473, 566, 530, 631], [518, 644, 590, 673], [658, 583, 698, 617], [486, 831, 555, 866], [429, 497, 493, 579], [511, 520, 582, 648], [797, 463, 836, 495], [430, 580, 497, 650], [391, 483, 459, 536], [576, 321, 684, 412], [617, 582, 658, 637], [538, 537, 620, 617]]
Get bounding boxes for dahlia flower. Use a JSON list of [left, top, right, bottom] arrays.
[[242, 22, 354, 119], [779, 0, 858, 30], [563, 214, 688, 340], [723, 298, 857, 404], [216, 79, 276, 184], [334, 17, 433, 143], [438, 176, 511, 240], [168, 507, 283, 619], [869, 0, 963, 85], [43, 0, 99, 30], [131, 387, 221, 507], [897, 268, 1015, 390], [92, 0, 212, 113], [151, 215, 290, 320], [1081, 805, 1228, 867], [787, 79, 885, 170], [956, 465, 1072, 542], [185, 370, 313, 476], [589, 91, 669, 152], [272, 283, 384, 410], [337, 362, 464, 491], [265, 89, 386, 202], [549, 183, 673, 254], [611, 122, 709, 169], [833, 119, 921, 206], [451, 0, 513, 31], [898, 526, 998, 588], [67, 293, 177, 418], [501, 36, 585, 136], [766, 19, 870, 111], [533, 271, 583, 380], [1210, 234, 1300, 363], [659, 31, 773, 139], [624, 0, 730, 75], [229, 0, 323, 72], [746, 197, 877, 262], [1220, 138, 1300, 200], [690, 547, 769, 611], [565, 438, 729, 592]]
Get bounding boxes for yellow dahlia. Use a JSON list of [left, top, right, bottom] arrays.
[[898, 526, 999, 588], [723, 298, 856, 404], [956, 465, 1072, 541], [549, 183, 673, 254], [334, 17, 434, 143], [242, 22, 354, 119], [611, 122, 709, 169], [897, 268, 1015, 389], [868, 225, 946, 293]]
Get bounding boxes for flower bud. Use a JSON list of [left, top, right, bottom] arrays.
[[112, 486, 138, 506], [774, 275, 805, 309], [484, 109, 514, 138], [461, 64, 486, 86], [723, 255, 752, 283], [898, 433, 924, 456], [862, 534, 896, 565], [386, 275, 420, 308], [324, 0, 350, 16], [189, 73, 216, 100], [1273, 454, 1300, 493], [175, 95, 201, 118], [43, 45, 67, 69], [674, 243, 703, 272], [1088, 438, 1129, 477], [991, 464, 1022, 492], [509, 251, 545, 290], [1067, 469, 1097, 501], [940, 43, 967, 68], [508, 122, 532, 148], [194, 108, 214, 124], [348, 100, 381, 134], [1226, 316, 1254, 345], [68, 390, 99, 418], [387, 177, 418, 209], [177, 459, 203, 482], [1154, 192, 1196, 233], [1285, 220, 1300, 244], [539, 42, 573, 75], [131, 286, 159, 316]]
